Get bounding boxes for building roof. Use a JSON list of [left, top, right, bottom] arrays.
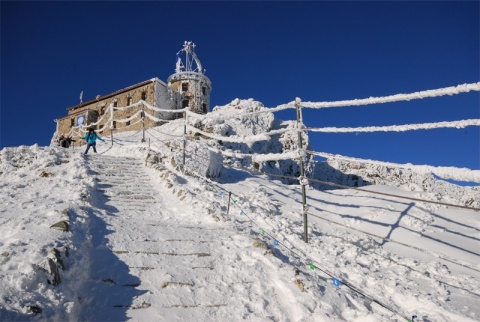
[[66, 78, 165, 112]]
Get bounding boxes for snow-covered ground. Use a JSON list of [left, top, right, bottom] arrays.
[[1, 101, 479, 321]]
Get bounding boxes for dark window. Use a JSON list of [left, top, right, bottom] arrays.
[[141, 91, 147, 100], [182, 83, 189, 92], [113, 101, 118, 107], [70, 119, 74, 127], [182, 99, 189, 108], [126, 121, 130, 126], [127, 97, 132, 105], [203, 103, 207, 113], [202, 87, 206, 95], [113, 121, 117, 129]]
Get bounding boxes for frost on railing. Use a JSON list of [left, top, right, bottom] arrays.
[[307, 119, 480, 133], [300, 82, 480, 109]]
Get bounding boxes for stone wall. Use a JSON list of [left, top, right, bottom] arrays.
[[56, 80, 175, 143]]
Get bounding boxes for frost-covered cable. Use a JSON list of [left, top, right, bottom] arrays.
[[308, 150, 480, 184], [93, 122, 110, 134], [186, 124, 295, 144], [149, 126, 184, 138], [204, 145, 302, 163], [112, 101, 143, 111], [144, 111, 176, 123], [113, 110, 143, 123], [185, 102, 295, 122], [306, 119, 480, 133], [300, 82, 480, 109], [124, 118, 143, 128], [142, 100, 188, 114], [113, 128, 143, 141], [146, 128, 183, 143], [84, 109, 110, 127]]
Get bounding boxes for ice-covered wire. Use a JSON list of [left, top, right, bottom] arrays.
[[183, 129, 303, 163], [306, 119, 480, 133], [112, 101, 143, 111], [186, 125, 294, 144], [87, 109, 110, 127], [113, 128, 143, 142], [308, 150, 480, 184], [145, 128, 183, 144], [142, 100, 188, 114], [149, 125, 184, 138], [300, 82, 480, 109], [114, 110, 143, 123], [185, 102, 295, 122], [143, 111, 176, 124]]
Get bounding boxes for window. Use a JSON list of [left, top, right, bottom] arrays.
[[127, 97, 133, 105], [100, 106, 105, 114], [70, 119, 74, 127], [202, 87, 206, 95], [126, 120, 131, 126], [141, 91, 147, 100], [182, 83, 189, 92], [113, 121, 117, 129], [113, 101, 118, 107], [182, 99, 189, 108], [203, 103, 207, 113]]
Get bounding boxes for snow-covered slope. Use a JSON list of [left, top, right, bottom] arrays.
[[1, 101, 479, 321]]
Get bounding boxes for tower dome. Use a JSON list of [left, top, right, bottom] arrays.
[[167, 41, 212, 114]]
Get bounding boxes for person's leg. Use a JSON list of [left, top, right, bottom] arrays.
[[92, 142, 97, 153], [84, 143, 91, 154]]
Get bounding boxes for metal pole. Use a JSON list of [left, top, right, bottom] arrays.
[[226, 191, 232, 216], [295, 98, 308, 243], [109, 103, 114, 146], [182, 111, 187, 171], [141, 106, 146, 142]]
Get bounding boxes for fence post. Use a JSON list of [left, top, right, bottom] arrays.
[[295, 97, 309, 243], [226, 191, 232, 216], [182, 111, 187, 172], [109, 103, 114, 146], [141, 105, 146, 143]]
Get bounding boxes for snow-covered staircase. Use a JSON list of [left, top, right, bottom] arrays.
[[80, 154, 298, 321]]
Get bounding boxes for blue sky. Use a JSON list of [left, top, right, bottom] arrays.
[[1, 1, 479, 174]]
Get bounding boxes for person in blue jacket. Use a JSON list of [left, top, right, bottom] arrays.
[[83, 128, 104, 154]]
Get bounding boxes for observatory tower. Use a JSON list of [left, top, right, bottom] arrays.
[[167, 41, 212, 114]]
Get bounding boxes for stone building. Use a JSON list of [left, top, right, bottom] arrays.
[[54, 41, 211, 141]]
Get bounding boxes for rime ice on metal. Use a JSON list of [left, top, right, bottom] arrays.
[[168, 41, 212, 115]]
